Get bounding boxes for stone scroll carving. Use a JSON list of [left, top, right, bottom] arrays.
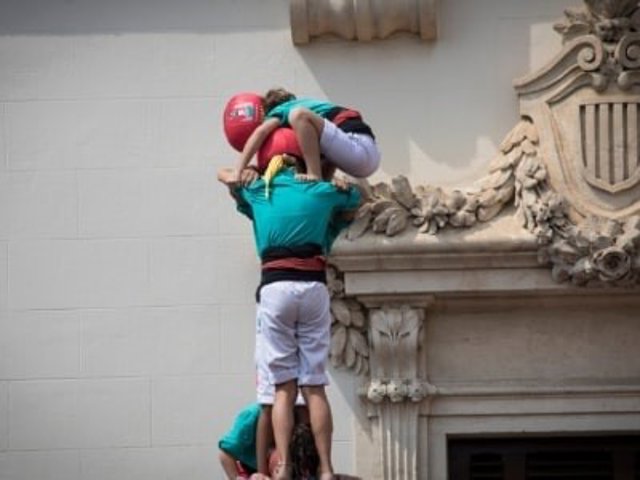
[[289, 0, 438, 45], [343, 0, 640, 287]]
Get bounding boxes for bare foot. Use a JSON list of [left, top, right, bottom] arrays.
[[295, 173, 321, 182], [318, 472, 336, 480], [249, 474, 270, 480], [272, 462, 292, 480]]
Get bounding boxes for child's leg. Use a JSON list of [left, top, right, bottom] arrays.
[[256, 405, 273, 475], [272, 379, 298, 480], [318, 121, 380, 178], [288, 107, 324, 180], [300, 385, 335, 479], [219, 450, 241, 479]]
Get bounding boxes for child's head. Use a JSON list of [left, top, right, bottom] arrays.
[[264, 88, 296, 113], [289, 422, 319, 479]]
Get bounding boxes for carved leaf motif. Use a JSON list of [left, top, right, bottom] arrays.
[[486, 169, 514, 190], [496, 184, 515, 203], [354, 178, 374, 202], [477, 203, 504, 222], [331, 324, 347, 358], [372, 182, 392, 200], [616, 215, 640, 251], [386, 209, 410, 236], [349, 309, 366, 328], [371, 199, 396, 215], [346, 204, 372, 240], [478, 189, 499, 208], [421, 219, 438, 234], [353, 355, 362, 376], [344, 339, 357, 369], [349, 329, 369, 357], [331, 299, 351, 326], [372, 207, 404, 233], [391, 176, 417, 209]]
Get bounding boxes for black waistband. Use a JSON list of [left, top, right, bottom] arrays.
[[255, 269, 327, 302], [261, 243, 324, 263], [326, 107, 375, 140]]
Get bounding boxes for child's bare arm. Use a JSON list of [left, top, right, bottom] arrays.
[[218, 450, 240, 479], [234, 118, 280, 177], [217, 167, 238, 186]]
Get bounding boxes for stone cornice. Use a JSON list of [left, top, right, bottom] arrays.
[[290, 0, 438, 45]]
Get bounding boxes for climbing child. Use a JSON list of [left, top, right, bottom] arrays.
[[234, 88, 380, 182]]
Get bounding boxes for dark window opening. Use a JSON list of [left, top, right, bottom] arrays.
[[449, 435, 640, 480]]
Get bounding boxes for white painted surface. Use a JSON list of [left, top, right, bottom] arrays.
[[0, 0, 585, 478]]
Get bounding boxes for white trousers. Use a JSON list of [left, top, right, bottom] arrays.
[[320, 119, 380, 178]]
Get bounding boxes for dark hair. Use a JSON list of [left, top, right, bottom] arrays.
[[289, 422, 319, 479], [263, 88, 296, 113]]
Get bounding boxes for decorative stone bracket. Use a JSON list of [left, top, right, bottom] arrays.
[[290, 0, 438, 44], [361, 305, 431, 480]]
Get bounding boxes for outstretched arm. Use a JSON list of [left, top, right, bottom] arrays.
[[233, 118, 280, 178], [217, 167, 239, 186]]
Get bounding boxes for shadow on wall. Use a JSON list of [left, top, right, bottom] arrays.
[[292, 1, 569, 185]]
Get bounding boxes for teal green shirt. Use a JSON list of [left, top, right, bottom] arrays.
[[236, 169, 360, 259], [265, 98, 336, 126], [218, 403, 261, 470]]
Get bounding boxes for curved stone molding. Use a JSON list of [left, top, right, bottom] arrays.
[[290, 0, 438, 45]]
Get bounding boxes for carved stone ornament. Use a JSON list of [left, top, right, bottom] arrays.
[[340, 0, 640, 291], [289, 0, 438, 45], [360, 306, 432, 480], [327, 265, 369, 375]]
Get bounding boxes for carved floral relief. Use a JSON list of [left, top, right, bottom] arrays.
[[341, 0, 640, 289]]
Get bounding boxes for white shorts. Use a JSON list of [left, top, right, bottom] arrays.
[[320, 119, 380, 178], [256, 330, 305, 405], [255, 281, 331, 394]]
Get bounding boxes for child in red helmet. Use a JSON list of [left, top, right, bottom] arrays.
[[233, 88, 380, 182]]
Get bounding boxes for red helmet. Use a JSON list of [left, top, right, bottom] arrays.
[[222, 92, 264, 152], [257, 128, 303, 172]]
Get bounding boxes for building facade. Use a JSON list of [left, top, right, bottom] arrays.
[[1, 1, 638, 479]]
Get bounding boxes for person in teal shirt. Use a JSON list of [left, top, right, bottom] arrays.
[[218, 403, 320, 479], [218, 156, 360, 480], [235, 166, 359, 259], [219, 403, 261, 477]]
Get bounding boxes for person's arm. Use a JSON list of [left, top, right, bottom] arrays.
[[217, 167, 239, 186], [218, 450, 240, 480], [217, 167, 256, 222], [330, 185, 362, 230], [233, 118, 280, 179]]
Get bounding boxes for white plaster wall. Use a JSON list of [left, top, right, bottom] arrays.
[[0, 0, 578, 478]]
